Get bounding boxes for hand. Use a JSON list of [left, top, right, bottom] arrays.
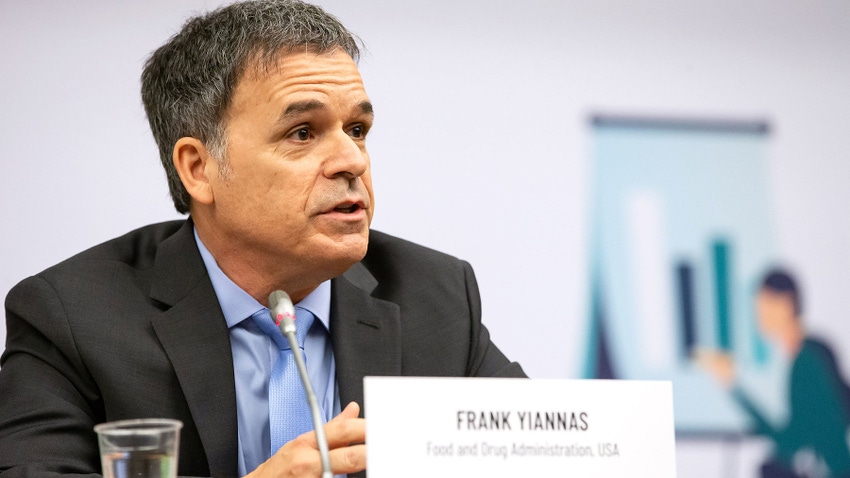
[[694, 348, 736, 389], [248, 401, 367, 477]]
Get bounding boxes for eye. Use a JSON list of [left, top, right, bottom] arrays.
[[288, 127, 311, 142], [349, 124, 367, 139]]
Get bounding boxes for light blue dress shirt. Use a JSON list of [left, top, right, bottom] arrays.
[[194, 229, 341, 476]]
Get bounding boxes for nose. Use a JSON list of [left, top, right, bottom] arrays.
[[323, 130, 369, 181]]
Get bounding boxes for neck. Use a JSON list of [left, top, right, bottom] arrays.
[[193, 218, 323, 305]]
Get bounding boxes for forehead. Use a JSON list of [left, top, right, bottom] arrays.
[[757, 289, 792, 303], [233, 49, 367, 103]]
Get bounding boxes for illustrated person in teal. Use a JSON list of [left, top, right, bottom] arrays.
[[699, 269, 850, 477]]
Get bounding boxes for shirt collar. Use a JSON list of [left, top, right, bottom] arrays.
[[193, 227, 331, 331]]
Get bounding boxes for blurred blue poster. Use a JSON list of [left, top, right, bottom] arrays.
[[585, 116, 785, 434]]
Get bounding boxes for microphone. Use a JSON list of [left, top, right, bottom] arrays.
[[268, 290, 333, 478]]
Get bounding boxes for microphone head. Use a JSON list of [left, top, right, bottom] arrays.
[[268, 290, 296, 333]]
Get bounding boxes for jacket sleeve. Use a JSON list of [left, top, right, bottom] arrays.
[[0, 275, 102, 476], [461, 260, 526, 379]]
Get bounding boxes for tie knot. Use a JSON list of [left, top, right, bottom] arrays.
[[250, 307, 315, 351], [293, 307, 315, 347]]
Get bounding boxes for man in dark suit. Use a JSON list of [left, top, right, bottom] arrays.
[[0, 1, 525, 477]]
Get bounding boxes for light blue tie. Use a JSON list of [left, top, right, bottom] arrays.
[[251, 306, 316, 455]]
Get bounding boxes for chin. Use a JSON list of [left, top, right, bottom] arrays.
[[322, 230, 369, 270]]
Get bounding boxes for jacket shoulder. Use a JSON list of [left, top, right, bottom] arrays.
[[39, 220, 187, 276], [360, 230, 474, 306], [6, 220, 189, 310], [364, 230, 468, 275]]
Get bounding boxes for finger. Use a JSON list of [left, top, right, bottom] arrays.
[[325, 414, 366, 449], [336, 401, 361, 420], [257, 439, 325, 478], [279, 419, 366, 476], [297, 402, 365, 449], [323, 402, 364, 448], [329, 443, 367, 474]]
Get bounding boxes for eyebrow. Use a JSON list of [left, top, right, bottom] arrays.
[[282, 100, 325, 118], [358, 101, 374, 116], [280, 100, 374, 121]]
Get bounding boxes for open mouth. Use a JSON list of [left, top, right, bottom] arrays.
[[333, 203, 362, 214]]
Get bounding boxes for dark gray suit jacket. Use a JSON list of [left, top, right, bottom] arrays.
[[0, 220, 524, 477]]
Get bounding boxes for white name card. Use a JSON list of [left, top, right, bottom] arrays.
[[364, 377, 676, 477]]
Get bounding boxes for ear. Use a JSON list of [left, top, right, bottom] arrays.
[[173, 137, 216, 206]]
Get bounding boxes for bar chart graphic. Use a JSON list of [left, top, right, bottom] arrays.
[[585, 116, 783, 433]]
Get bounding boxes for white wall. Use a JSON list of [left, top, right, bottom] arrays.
[[2, 1, 849, 476]]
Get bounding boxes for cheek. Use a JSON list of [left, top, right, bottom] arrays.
[[365, 179, 376, 219], [758, 316, 775, 334], [362, 172, 375, 197], [268, 167, 314, 205]]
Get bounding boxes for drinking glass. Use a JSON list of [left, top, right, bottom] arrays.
[[94, 418, 183, 478]]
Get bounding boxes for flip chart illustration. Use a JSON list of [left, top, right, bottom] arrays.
[[585, 116, 784, 433]]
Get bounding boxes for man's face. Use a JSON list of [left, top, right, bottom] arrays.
[[204, 50, 374, 287], [755, 289, 795, 341]]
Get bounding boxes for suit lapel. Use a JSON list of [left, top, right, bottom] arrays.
[[330, 263, 402, 413], [142, 221, 397, 473], [148, 220, 238, 476]]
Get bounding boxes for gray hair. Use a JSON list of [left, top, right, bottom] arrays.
[[141, 0, 361, 214]]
